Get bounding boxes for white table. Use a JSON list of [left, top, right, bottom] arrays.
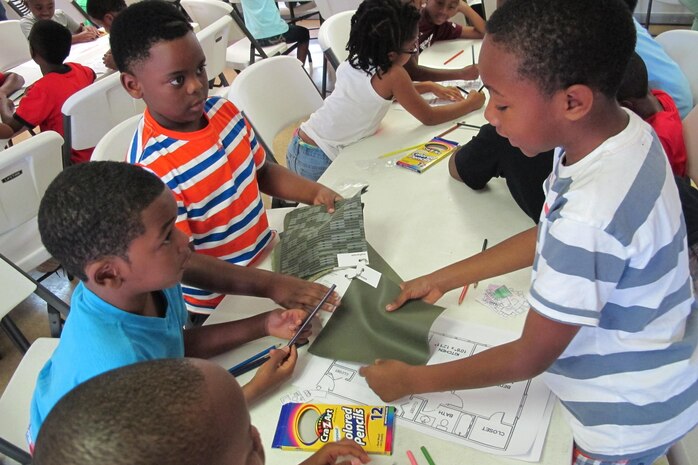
[[207, 109, 573, 464], [419, 38, 481, 70], [205, 40, 573, 464]]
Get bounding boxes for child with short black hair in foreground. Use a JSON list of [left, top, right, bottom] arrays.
[[29, 162, 310, 446], [360, 0, 698, 462], [0, 20, 96, 163], [33, 358, 369, 465]]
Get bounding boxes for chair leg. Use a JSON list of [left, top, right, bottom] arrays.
[[0, 316, 30, 353], [0, 437, 32, 465], [321, 57, 327, 98]]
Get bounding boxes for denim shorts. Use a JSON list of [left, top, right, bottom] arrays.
[[286, 132, 332, 182]]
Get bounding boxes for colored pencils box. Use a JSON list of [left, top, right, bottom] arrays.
[[272, 403, 396, 454], [396, 137, 459, 173]]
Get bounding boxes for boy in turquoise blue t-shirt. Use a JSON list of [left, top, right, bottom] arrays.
[[240, 0, 309, 64], [28, 162, 311, 445]]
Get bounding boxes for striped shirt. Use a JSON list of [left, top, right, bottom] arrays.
[[128, 97, 272, 313], [529, 110, 698, 460]]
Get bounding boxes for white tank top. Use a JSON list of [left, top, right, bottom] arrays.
[[301, 61, 393, 160]]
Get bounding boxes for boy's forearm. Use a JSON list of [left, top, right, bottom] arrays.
[[409, 310, 579, 393], [183, 312, 268, 358], [459, 1, 486, 35], [0, 73, 24, 97], [257, 162, 324, 205], [183, 252, 277, 298], [429, 226, 538, 292], [405, 58, 478, 83]]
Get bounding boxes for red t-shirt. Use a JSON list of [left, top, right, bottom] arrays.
[[418, 9, 463, 51], [646, 89, 687, 177], [14, 63, 96, 164], [0, 72, 6, 86]]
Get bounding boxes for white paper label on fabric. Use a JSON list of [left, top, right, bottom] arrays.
[[315, 269, 353, 299], [355, 265, 381, 288], [336, 251, 369, 268]]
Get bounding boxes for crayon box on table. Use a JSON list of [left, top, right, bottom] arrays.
[[272, 403, 396, 455], [396, 137, 459, 173]]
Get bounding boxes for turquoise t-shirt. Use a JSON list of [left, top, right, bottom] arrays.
[[28, 282, 187, 443], [240, 0, 289, 40]]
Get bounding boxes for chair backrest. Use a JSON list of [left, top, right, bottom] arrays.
[[314, 0, 361, 19], [181, 0, 244, 41], [61, 72, 146, 163], [0, 337, 60, 458], [0, 20, 31, 71], [196, 15, 231, 82], [684, 105, 698, 186], [4, 0, 30, 18], [0, 131, 62, 272], [655, 29, 698, 107], [91, 113, 142, 162], [0, 131, 63, 235], [318, 9, 354, 69], [228, 55, 323, 154]]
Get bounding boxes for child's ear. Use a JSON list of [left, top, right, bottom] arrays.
[[85, 258, 125, 288], [560, 84, 594, 122], [120, 72, 143, 99]]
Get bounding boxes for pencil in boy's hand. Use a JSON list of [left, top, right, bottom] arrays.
[[286, 284, 336, 347], [473, 239, 488, 288], [458, 283, 470, 305], [477, 83, 485, 93], [443, 49, 464, 65], [456, 85, 469, 95], [471, 44, 475, 65], [229, 353, 271, 377], [228, 344, 279, 374]]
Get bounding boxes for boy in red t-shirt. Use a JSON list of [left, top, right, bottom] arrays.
[[0, 20, 96, 164], [617, 52, 687, 176]]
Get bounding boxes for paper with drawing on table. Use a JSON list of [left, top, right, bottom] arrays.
[[291, 317, 555, 461]]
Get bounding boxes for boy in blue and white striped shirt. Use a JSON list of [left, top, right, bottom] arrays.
[[360, 0, 698, 462]]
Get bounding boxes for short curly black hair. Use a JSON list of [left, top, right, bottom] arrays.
[[86, 0, 126, 21], [109, 0, 192, 73], [29, 20, 71, 66], [33, 359, 220, 465], [38, 162, 165, 282], [486, 0, 636, 98], [347, 0, 420, 75]]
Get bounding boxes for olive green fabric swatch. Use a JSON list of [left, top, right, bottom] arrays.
[[309, 246, 445, 365]]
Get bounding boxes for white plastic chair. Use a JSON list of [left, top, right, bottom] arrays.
[[655, 29, 698, 107], [318, 9, 353, 69], [180, 0, 287, 71], [228, 55, 323, 161], [196, 14, 232, 90], [667, 427, 698, 465], [317, 9, 353, 96], [684, 106, 698, 186], [0, 131, 63, 274], [0, 20, 31, 71], [314, 0, 361, 19], [61, 72, 146, 166], [91, 114, 141, 162], [0, 337, 59, 463]]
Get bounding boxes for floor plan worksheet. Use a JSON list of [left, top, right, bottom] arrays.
[[290, 318, 555, 461]]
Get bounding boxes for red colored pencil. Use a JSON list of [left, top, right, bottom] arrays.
[[443, 49, 464, 65], [458, 283, 470, 305]]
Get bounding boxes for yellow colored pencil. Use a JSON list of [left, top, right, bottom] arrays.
[[378, 142, 426, 159]]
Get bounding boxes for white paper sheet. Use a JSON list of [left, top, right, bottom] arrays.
[[290, 317, 555, 461]]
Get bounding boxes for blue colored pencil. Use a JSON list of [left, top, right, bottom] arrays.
[[230, 354, 271, 377], [228, 344, 277, 374]]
